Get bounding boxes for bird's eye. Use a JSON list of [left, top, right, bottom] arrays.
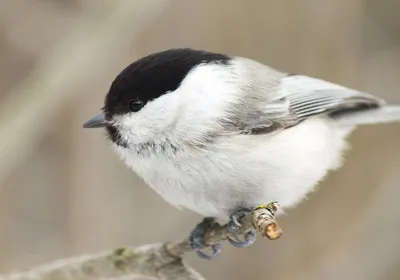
[[129, 99, 144, 112]]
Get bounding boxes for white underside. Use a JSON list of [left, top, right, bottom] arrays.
[[115, 117, 354, 220]]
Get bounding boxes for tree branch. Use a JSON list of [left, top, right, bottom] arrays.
[[0, 203, 281, 280]]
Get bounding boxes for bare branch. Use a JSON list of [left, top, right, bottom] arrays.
[[0, 203, 281, 280]]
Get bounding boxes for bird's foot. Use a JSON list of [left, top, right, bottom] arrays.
[[227, 208, 257, 248], [189, 217, 222, 260]]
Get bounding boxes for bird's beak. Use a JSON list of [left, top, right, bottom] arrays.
[[82, 112, 109, 128]]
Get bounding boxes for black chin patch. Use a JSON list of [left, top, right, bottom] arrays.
[[103, 48, 231, 119], [105, 125, 128, 148]]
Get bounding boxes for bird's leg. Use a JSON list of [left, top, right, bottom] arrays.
[[227, 207, 257, 248], [189, 217, 222, 260]]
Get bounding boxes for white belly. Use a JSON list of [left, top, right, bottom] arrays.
[[115, 118, 354, 220]]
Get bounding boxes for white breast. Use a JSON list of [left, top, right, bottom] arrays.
[[113, 117, 354, 220]]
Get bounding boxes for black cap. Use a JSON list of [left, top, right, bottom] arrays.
[[103, 48, 231, 118]]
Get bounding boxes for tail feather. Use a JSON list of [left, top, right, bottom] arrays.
[[332, 105, 400, 126]]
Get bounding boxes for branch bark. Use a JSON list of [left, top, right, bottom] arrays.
[[0, 203, 281, 280]]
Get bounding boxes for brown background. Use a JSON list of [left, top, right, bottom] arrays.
[[1, 1, 400, 279]]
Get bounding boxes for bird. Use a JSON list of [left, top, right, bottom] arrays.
[[83, 48, 400, 260]]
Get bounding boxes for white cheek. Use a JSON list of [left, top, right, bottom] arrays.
[[112, 93, 180, 144], [177, 64, 239, 119], [110, 63, 241, 146]]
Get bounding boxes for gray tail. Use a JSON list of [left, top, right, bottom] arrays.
[[332, 105, 400, 126]]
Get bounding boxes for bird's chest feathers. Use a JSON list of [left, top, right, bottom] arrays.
[[113, 118, 353, 218], [114, 145, 220, 208], [114, 143, 261, 217]]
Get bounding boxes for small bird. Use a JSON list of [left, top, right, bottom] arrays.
[[83, 48, 400, 259]]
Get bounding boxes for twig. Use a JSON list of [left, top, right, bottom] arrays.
[[165, 202, 281, 258], [0, 203, 281, 280]]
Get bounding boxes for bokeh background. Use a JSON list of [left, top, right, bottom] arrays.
[[1, 0, 400, 279]]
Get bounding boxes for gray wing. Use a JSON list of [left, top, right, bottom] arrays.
[[283, 75, 384, 118], [237, 75, 385, 134]]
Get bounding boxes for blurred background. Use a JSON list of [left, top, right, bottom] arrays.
[[0, 0, 400, 279]]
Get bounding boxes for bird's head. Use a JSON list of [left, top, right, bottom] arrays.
[[83, 48, 233, 151]]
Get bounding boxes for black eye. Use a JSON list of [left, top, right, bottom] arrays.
[[129, 98, 143, 112]]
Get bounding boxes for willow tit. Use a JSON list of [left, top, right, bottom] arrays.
[[83, 48, 400, 259]]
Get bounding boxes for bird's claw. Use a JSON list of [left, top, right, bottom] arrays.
[[228, 229, 256, 248], [227, 208, 257, 248], [189, 217, 222, 260], [193, 243, 222, 260]]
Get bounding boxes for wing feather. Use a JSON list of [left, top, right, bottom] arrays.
[[274, 75, 384, 122], [227, 58, 384, 134]]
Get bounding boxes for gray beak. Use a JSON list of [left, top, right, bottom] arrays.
[[82, 113, 109, 128]]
